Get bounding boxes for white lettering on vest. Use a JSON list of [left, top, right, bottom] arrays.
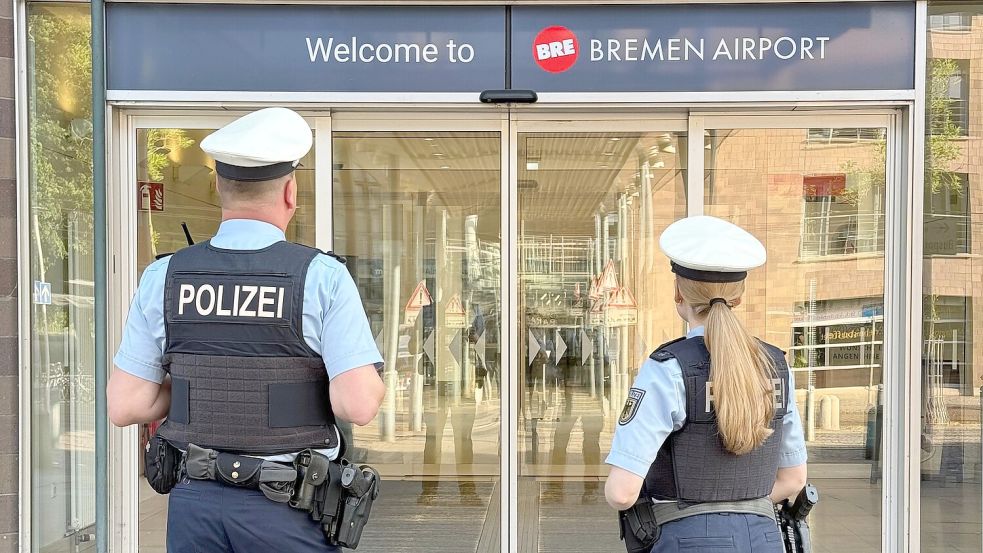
[[257, 286, 277, 318], [177, 283, 286, 319], [215, 285, 232, 316], [239, 286, 258, 317], [178, 284, 195, 315], [705, 378, 785, 412], [196, 284, 216, 315]]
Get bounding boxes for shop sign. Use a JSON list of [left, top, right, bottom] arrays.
[[107, 3, 913, 95], [511, 3, 915, 93], [107, 4, 506, 92]]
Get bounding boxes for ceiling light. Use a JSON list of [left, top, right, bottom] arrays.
[[440, 165, 450, 169], [604, 152, 615, 156], [433, 152, 446, 157], [526, 161, 539, 171], [424, 138, 434, 141], [610, 137, 621, 142]]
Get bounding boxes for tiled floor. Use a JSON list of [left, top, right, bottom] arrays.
[[139, 475, 981, 552]]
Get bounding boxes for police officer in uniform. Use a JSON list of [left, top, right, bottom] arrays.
[[107, 108, 385, 552], [605, 216, 808, 552]]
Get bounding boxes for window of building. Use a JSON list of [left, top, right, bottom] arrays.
[[924, 173, 970, 255], [929, 12, 974, 32], [929, 60, 970, 136], [800, 173, 885, 258]]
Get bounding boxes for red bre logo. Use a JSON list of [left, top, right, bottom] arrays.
[[533, 26, 579, 73]]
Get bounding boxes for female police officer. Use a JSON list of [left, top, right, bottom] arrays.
[[604, 215, 808, 552]]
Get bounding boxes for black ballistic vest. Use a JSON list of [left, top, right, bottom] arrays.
[[156, 240, 338, 455], [643, 336, 790, 503]]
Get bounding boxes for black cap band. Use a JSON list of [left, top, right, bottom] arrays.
[[214, 160, 297, 182], [671, 262, 747, 283]]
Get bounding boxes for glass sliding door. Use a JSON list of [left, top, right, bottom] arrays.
[[332, 128, 503, 552], [704, 120, 890, 553], [514, 126, 687, 552]]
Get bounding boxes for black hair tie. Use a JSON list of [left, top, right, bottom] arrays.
[[709, 298, 729, 307]]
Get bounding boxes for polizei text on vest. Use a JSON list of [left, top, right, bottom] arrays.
[[177, 284, 285, 318]]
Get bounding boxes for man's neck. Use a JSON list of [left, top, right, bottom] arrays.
[[221, 211, 288, 232]]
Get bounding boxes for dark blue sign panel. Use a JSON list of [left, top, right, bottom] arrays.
[[107, 4, 507, 92], [511, 3, 915, 92]]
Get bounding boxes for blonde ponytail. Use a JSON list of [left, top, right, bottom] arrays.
[[676, 277, 776, 455]]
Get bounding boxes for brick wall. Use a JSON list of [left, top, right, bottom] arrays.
[[0, 0, 17, 550]]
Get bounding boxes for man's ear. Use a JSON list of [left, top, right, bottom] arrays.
[[731, 297, 743, 307], [284, 175, 297, 211]]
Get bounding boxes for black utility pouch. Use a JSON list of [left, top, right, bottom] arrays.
[[144, 434, 182, 494], [618, 499, 661, 553]]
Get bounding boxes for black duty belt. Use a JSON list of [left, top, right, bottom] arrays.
[[144, 435, 379, 549]]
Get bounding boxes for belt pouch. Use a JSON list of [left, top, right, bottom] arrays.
[[214, 453, 264, 489], [618, 499, 661, 553], [144, 435, 182, 495]]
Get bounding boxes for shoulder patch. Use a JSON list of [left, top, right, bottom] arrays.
[[651, 350, 675, 362], [618, 388, 646, 426]]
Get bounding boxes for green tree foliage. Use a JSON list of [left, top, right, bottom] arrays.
[[28, 7, 93, 270], [926, 58, 964, 196]]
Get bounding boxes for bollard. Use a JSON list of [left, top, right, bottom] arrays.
[[829, 395, 840, 431], [819, 396, 833, 430]]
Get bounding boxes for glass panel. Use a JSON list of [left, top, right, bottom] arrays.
[[516, 132, 687, 551], [923, 3, 983, 550], [333, 132, 502, 551], [133, 127, 316, 552], [705, 127, 887, 552], [27, 4, 96, 552]]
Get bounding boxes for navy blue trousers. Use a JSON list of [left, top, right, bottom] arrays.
[[650, 513, 784, 553], [166, 478, 340, 553]]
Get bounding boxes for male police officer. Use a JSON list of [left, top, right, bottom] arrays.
[[107, 107, 385, 552]]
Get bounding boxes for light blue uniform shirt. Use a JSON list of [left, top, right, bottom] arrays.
[[606, 326, 808, 478], [114, 218, 383, 385]]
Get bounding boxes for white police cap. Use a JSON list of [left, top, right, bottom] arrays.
[[659, 215, 766, 283], [200, 107, 312, 182]]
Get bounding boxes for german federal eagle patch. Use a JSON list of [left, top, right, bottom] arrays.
[[618, 388, 646, 425]]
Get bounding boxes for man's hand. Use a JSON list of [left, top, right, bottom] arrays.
[[107, 369, 171, 427], [329, 365, 385, 426]]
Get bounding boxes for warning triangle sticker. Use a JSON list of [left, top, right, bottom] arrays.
[[609, 287, 638, 308], [445, 294, 466, 315], [405, 280, 433, 311], [588, 276, 602, 300], [600, 260, 620, 291]]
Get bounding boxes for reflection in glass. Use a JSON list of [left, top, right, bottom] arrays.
[[133, 127, 316, 551], [333, 133, 502, 550], [517, 132, 686, 551], [706, 127, 887, 552], [27, 4, 96, 552], [922, 4, 983, 550]]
